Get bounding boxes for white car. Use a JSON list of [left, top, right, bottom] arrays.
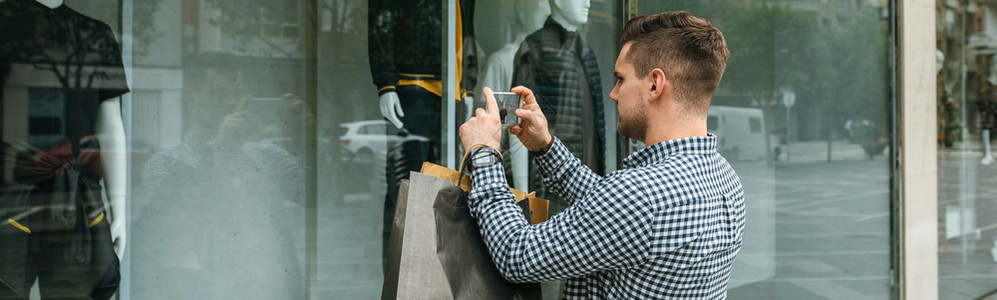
[[338, 120, 431, 161]]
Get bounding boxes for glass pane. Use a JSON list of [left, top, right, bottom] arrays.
[[638, 1, 893, 298], [127, 0, 310, 298], [470, 0, 620, 204], [936, 0, 997, 298], [323, 0, 447, 297], [466, 1, 621, 297]]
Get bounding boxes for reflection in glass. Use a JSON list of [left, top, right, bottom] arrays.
[[936, 0, 997, 298], [0, 0, 128, 298], [126, 0, 314, 295], [640, 1, 892, 298], [135, 54, 307, 299]]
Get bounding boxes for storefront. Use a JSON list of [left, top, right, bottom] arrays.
[[0, 0, 958, 299]]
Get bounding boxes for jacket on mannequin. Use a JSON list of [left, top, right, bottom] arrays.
[[511, 17, 606, 175], [0, 0, 127, 298], [368, 0, 478, 129]]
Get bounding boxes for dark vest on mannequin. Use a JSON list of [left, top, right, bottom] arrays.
[[511, 17, 605, 175]]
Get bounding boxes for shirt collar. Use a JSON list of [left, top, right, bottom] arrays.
[[622, 134, 718, 169]]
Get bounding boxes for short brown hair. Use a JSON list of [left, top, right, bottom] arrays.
[[621, 11, 729, 114]]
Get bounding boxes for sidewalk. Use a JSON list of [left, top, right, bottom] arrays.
[[776, 140, 873, 164], [778, 138, 996, 164], [938, 134, 995, 162]]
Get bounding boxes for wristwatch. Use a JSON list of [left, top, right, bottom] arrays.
[[470, 147, 502, 171]]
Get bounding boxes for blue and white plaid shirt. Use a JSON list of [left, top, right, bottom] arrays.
[[469, 134, 745, 299]]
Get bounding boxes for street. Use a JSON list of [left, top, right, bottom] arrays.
[[316, 141, 997, 299]]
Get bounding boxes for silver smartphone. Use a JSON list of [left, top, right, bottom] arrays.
[[492, 92, 522, 125]]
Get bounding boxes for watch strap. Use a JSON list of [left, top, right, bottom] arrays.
[[461, 144, 502, 173], [530, 138, 555, 157]]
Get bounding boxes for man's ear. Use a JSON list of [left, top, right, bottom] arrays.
[[648, 68, 671, 102]]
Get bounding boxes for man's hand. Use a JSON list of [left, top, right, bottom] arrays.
[[459, 87, 502, 152], [508, 86, 552, 152]]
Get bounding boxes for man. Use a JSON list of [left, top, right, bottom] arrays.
[[459, 11, 745, 298]]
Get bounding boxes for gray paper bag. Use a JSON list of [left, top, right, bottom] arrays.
[[382, 172, 453, 299]]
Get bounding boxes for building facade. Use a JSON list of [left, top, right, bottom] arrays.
[[0, 0, 970, 299]]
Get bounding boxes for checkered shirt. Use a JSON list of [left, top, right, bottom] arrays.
[[468, 134, 745, 299]]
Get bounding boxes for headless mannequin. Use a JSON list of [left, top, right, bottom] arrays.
[[480, 0, 549, 190], [37, 0, 127, 258]]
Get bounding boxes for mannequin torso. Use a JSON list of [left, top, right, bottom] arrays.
[[20, 0, 126, 257]]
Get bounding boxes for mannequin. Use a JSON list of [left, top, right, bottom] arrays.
[[43, 0, 126, 260], [549, 0, 588, 32], [373, 0, 478, 130], [369, 0, 479, 268], [479, 0, 549, 191], [511, 0, 605, 203], [0, 0, 127, 298]]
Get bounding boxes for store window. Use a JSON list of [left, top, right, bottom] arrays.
[[936, 0, 997, 298], [639, 1, 894, 298], [0, 0, 900, 299]]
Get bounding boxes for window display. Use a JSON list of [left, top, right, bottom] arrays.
[[0, 0, 127, 298], [510, 0, 606, 205], [0, 0, 900, 299]]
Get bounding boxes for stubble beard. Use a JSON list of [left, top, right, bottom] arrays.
[[617, 97, 648, 142]]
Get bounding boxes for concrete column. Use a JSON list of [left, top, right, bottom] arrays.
[[898, 0, 939, 299]]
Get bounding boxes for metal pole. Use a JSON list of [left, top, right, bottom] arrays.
[[786, 104, 791, 162], [304, 1, 319, 298], [984, 129, 993, 164], [959, 3, 969, 264], [447, 0, 459, 169]]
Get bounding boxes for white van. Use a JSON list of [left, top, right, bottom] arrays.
[[707, 106, 774, 162]]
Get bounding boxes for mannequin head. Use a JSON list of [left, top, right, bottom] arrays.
[[36, 0, 64, 9], [515, 0, 550, 34], [550, 0, 589, 31]]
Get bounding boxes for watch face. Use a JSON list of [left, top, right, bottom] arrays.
[[471, 148, 499, 168], [472, 154, 495, 167]]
